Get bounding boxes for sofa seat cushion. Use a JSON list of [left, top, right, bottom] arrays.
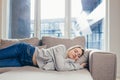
[[0, 67, 93, 80]]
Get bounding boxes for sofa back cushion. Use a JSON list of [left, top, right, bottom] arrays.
[[0, 37, 40, 49], [0, 39, 19, 49], [42, 36, 85, 49], [19, 37, 40, 46]]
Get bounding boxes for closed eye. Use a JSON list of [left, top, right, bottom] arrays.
[[74, 49, 78, 53]]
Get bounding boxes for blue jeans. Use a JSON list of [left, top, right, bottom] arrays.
[[0, 42, 35, 67]]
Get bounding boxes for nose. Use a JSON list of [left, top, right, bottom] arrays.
[[74, 53, 78, 57], [76, 52, 80, 57]]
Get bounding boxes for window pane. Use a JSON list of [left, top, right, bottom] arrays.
[[9, 0, 34, 38], [40, 0, 65, 38], [71, 0, 105, 50]]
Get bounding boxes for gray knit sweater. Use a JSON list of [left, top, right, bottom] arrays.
[[36, 45, 83, 71]]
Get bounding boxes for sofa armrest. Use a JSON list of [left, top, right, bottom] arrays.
[[89, 50, 116, 80]]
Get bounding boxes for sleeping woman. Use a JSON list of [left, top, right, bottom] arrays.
[[0, 42, 87, 71]]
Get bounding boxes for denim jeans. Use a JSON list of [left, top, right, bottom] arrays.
[[0, 42, 35, 67]]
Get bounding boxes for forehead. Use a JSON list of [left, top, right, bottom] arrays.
[[71, 47, 82, 51]]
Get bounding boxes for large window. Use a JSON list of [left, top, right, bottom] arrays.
[[8, 0, 105, 50]]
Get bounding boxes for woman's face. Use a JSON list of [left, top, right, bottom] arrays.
[[67, 47, 83, 61]]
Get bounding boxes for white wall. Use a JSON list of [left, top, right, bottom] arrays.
[[109, 0, 120, 78]]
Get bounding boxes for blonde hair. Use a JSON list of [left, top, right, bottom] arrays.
[[66, 45, 84, 58]]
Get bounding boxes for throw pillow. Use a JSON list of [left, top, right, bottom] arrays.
[[42, 36, 85, 49]]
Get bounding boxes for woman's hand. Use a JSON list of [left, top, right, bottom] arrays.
[[80, 63, 87, 68]]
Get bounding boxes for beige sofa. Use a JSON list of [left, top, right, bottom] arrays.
[[0, 36, 116, 80]]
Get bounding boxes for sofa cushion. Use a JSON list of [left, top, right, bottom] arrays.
[[0, 66, 38, 73], [0, 68, 93, 80], [42, 36, 85, 49], [0, 39, 19, 49], [19, 37, 40, 46], [0, 37, 40, 49]]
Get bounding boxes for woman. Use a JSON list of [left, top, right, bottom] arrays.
[[0, 42, 86, 71]]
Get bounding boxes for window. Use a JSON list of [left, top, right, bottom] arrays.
[[71, 0, 105, 49], [8, 0, 105, 50], [40, 0, 65, 37], [9, 0, 32, 38]]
